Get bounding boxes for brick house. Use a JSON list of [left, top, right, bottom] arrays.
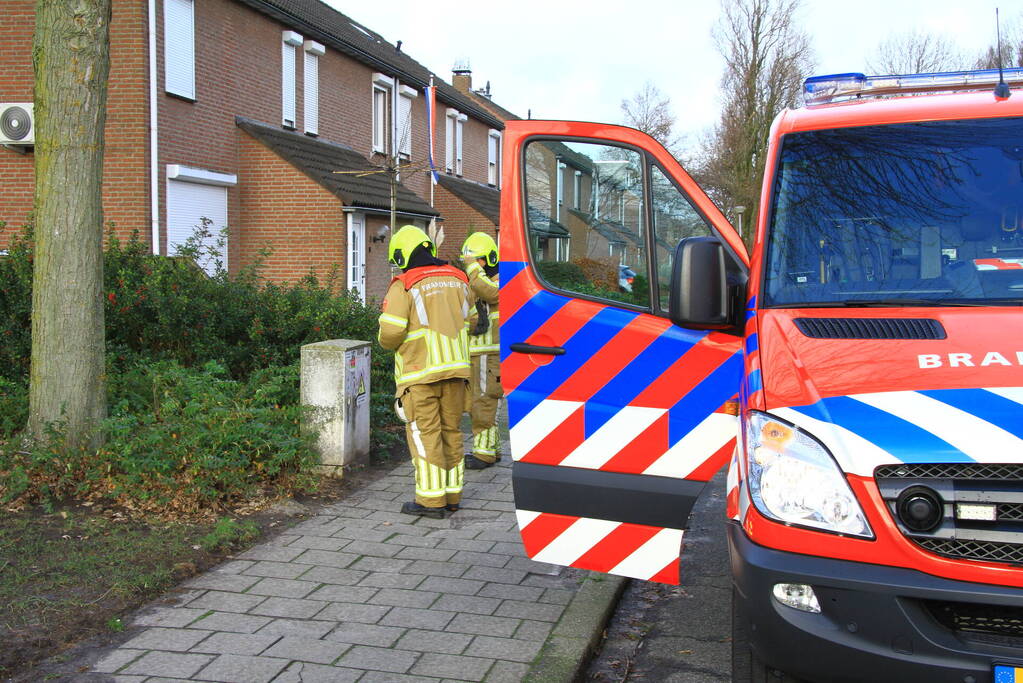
[[0, 0, 515, 303]]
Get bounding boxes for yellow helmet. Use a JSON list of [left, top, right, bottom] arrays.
[[388, 225, 435, 268], [461, 232, 498, 267]]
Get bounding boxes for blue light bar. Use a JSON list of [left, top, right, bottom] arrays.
[[803, 67, 1023, 105]]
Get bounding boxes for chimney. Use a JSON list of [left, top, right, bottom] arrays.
[[452, 59, 472, 93]]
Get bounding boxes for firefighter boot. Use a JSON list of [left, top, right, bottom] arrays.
[[465, 454, 494, 470], [401, 501, 446, 519]]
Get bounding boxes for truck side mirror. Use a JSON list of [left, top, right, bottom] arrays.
[[668, 236, 735, 330]]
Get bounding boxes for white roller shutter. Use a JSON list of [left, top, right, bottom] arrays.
[[398, 93, 413, 158], [164, 0, 195, 99], [455, 117, 464, 176], [445, 109, 457, 172], [488, 130, 500, 186], [167, 179, 228, 276], [304, 49, 319, 135], [282, 42, 296, 127]]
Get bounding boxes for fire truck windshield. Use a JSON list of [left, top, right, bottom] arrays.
[[763, 117, 1023, 307]]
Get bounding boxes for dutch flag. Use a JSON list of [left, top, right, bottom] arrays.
[[425, 84, 440, 184]]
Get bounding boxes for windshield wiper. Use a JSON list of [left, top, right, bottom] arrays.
[[771, 299, 990, 308], [840, 298, 986, 307]]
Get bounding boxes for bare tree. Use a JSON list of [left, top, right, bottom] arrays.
[[866, 31, 966, 74], [975, 14, 1023, 69], [29, 0, 111, 446], [697, 0, 814, 236], [620, 82, 681, 156]]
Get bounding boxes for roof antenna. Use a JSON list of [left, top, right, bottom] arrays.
[[995, 8, 1012, 99]]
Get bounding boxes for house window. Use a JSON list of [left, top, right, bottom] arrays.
[[456, 114, 465, 176], [303, 40, 324, 135], [488, 129, 501, 186], [556, 161, 566, 221], [445, 108, 458, 173], [398, 85, 417, 159], [281, 31, 303, 128], [372, 73, 394, 155], [165, 165, 237, 277], [164, 0, 195, 99], [573, 171, 581, 210]]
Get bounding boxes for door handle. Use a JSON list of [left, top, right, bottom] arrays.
[[510, 342, 565, 356]]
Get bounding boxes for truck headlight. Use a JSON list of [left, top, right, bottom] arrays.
[[746, 411, 872, 538]]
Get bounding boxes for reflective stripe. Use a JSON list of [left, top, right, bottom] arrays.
[[379, 313, 407, 327], [414, 457, 447, 499], [438, 334, 452, 364], [473, 426, 497, 456], [446, 461, 464, 493], [410, 420, 428, 460], [426, 331, 441, 364], [396, 360, 471, 384], [410, 289, 429, 326], [479, 354, 488, 394]]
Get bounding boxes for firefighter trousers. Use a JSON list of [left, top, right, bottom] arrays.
[[399, 378, 467, 508], [469, 353, 503, 463]]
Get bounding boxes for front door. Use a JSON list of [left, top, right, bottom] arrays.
[[500, 121, 749, 584], [348, 213, 366, 302]]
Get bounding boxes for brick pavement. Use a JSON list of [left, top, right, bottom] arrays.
[[87, 435, 582, 683]]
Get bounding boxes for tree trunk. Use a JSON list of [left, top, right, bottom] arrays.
[[28, 0, 111, 446]]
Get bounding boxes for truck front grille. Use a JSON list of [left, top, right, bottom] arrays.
[[874, 463, 1023, 567], [915, 538, 1023, 565], [875, 463, 1023, 481], [923, 599, 1023, 641]]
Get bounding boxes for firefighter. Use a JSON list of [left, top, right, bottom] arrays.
[[378, 225, 473, 518], [461, 232, 503, 469]]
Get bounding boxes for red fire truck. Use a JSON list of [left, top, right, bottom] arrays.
[[499, 68, 1023, 682]]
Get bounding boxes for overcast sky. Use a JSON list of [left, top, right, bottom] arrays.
[[327, 0, 1018, 152]]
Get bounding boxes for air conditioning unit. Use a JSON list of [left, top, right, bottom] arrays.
[[0, 103, 34, 146]]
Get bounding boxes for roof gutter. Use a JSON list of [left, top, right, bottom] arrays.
[[343, 206, 440, 220]]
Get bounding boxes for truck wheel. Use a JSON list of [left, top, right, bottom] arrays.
[[732, 587, 805, 683]]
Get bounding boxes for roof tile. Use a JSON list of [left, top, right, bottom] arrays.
[[237, 116, 439, 217]]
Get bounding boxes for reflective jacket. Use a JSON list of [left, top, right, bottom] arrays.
[[466, 261, 499, 355], [378, 265, 473, 395]]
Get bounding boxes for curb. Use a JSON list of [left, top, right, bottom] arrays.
[[524, 573, 629, 683]]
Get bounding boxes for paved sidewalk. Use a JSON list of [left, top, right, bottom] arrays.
[[85, 438, 582, 683]]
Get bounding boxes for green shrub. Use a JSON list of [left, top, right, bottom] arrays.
[[535, 258, 650, 307], [0, 224, 403, 512], [630, 273, 651, 307], [1, 360, 320, 513], [0, 378, 27, 439], [535, 260, 588, 290], [0, 224, 34, 383]]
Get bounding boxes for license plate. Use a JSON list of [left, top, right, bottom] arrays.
[[995, 664, 1023, 683]]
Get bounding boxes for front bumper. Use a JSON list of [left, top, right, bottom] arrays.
[[728, 522, 1023, 683]]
